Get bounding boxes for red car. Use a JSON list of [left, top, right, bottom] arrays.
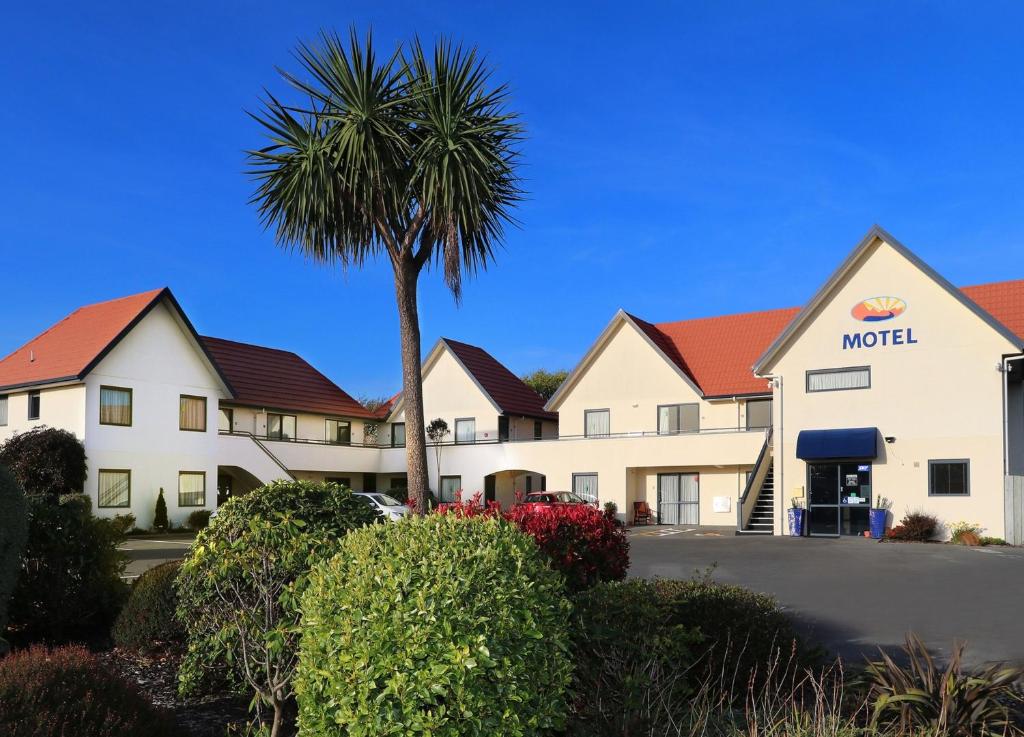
[[518, 491, 594, 511]]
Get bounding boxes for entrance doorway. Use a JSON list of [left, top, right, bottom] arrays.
[[657, 473, 699, 524], [807, 462, 872, 536]]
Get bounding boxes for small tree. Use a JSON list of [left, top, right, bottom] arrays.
[[425, 418, 449, 500], [0, 427, 87, 499], [520, 369, 568, 401], [153, 488, 168, 531], [0, 466, 28, 655]]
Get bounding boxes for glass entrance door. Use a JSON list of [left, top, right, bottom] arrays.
[[658, 473, 699, 525], [807, 462, 872, 536]]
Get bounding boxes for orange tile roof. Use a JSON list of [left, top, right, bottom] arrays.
[[0, 288, 167, 391], [630, 279, 1024, 398], [202, 336, 375, 419]]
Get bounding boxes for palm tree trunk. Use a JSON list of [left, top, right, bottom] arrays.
[[394, 260, 431, 513]]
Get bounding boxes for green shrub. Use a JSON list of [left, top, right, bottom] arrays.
[[9, 494, 128, 642], [112, 560, 184, 653], [176, 480, 379, 732], [0, 644, 176, 736], [0, 465, 28, 654], [0, 427, 87, 499], [186, 509, 211, 531], [980, 536, 1007, 546], [153, 488, 168, 531], [886, 511, 939, 542], [569, 580, 702, 736], [652, 574, 817, 693], [296, 514, 574, 737]]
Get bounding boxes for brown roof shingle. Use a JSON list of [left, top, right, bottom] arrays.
[[442, 339, 557, 421]]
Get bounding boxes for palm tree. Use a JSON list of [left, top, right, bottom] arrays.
[[248, 30, 523, 512]]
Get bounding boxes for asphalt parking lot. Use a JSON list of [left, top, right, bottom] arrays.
[[628, 527, 1024, 666]]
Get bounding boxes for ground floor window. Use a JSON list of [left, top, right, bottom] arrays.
[[807, 462, 871, 536], [179, 471, 206, 507], [440, 475, 461, 503], [98, 469, 130, 508], [327, 477, 351, 488], [572, 473, 598, 504], [929, 459, 969, 496], [657, 472, 698, 525]]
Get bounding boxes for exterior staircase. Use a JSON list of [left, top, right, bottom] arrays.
[[743, 466, 774, 534], [736, 427, 775, 535]]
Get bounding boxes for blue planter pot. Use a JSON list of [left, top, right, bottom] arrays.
[[787, 508, 805, 537], [869, 509, 888, 539]]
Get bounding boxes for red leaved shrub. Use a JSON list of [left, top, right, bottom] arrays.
[[0, 644, 176, 737], [437, 492, 629, 591]]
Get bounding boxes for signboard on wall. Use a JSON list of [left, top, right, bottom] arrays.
[[712, 496, 731, 513], [843, 296, 918, 350]]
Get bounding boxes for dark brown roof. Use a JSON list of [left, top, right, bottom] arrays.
[[201, 336, 374, 419], [441, 338, 557, 421]]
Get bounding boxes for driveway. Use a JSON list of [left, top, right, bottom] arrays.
[[119, 535, 195, 580], [628, 528, 1024, 667]]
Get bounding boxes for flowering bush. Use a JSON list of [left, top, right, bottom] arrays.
[[886, 511, 939, 542], [436, 492, 629, 591], [949, 520, 984, 545]]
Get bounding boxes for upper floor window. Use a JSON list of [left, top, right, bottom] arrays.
[[0, 395, 7, 426], [455, 418, 476, 444], [219, 407, 234, 432], [585, 409, 610, 438], [658, 403, 699, 435], [746, 399, 772, 430], [498, 416, 510, 442], [267, 412, 296, 440], [28, 391, 40, 421], [929, 459, 970, 496], [391, 422, 406, 448], [179, 395, 207, 431], [326, 419, 351, 445], [806, 367, 870, 393], [99, 386, 132, 426], [534, 420, 543, 440]]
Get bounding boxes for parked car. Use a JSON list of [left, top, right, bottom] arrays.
[[353, 492, 411, 521], [518, 491, 595, 511]]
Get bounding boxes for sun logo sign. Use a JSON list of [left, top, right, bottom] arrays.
[[843, 296, 917, 350]]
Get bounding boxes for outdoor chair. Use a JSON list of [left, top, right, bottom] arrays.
[[633, 501, 653, 526]]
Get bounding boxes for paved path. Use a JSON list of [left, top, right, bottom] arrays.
[[119, 536, 195, 580], [628, 528, 1024, 666]]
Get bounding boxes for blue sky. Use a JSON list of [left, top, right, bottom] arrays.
[[2, 1, 1022, 399]]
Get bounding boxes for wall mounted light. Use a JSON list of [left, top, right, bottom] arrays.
[[884, 436, 896, 444]]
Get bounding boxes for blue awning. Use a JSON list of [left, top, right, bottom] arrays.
[[796, 427, 878, 460]]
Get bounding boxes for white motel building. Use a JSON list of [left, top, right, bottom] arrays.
[[1, 226, 1022, 541]]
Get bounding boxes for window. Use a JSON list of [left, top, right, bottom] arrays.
[[929, 460, 970, 496], [28, 391, 40, 420], [572, 473, 598, 504], [99, 386, 132, 426], [534, 420, 543, 440], [746, 399, 772, 430], [657, 404, 699, 434], [525, 475, 533, 493], [439, 475, 462, 503], [584, 409, 610, 437], [326, 419, 351, 445], [327, 477, 351, 487], [806, 367, 871, 393], [98, 469, 130, 508], [267, 413, 296, 440], [391, 422, 406, 448], [389, 475, 408, 492], [498, 416, 510, 441], [0, 395, 7, 426], [179, 395, 207, 431], [219, 407, 234, 432], [455, 418, 476, 444], [178, 471, 206, 507]]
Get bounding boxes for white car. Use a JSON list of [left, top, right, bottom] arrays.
[[353, 492, 411, 521]]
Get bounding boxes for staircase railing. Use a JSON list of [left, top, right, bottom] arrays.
[[221, 430, 296, 480], [737, 427, 773, 530]]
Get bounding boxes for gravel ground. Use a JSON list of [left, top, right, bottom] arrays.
[[99, 650, 251, 736]]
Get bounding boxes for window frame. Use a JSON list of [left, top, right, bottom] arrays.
[[27, 390, 41, 421], [454, 417, 476, 445], [439, 475, 462, 503], [0, 394, 7, 427], [745, 398, 773, 430], [266, 412, 296, 441], [325, 418, 352, 446], [99, 385, 133, 427], [97, 468, 131, 509], [533, 420, 543, 440], [928, 459, 971, 497], [657, 403, 700, 435], [391, 422, 406, 448], [584, 408, 611, 438], [179, 394, 208, 432], [805, 366, 871, 393], [178, 470, 207, 507], [572, 472, 599, 504], [219, 407, 234, 433]]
